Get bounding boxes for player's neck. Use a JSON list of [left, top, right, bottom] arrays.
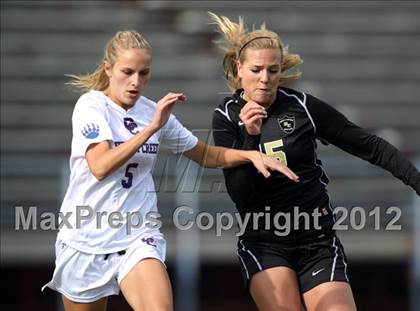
[[241, 92, 275, 109]]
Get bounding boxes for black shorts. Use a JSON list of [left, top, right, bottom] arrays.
[[236, 232, 350, 293]]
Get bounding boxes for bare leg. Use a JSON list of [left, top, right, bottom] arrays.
[[119, 258, 172, 311], [62, 296, 108, 311], [303, 281, 357, 311], [249, 266, 301, 311]]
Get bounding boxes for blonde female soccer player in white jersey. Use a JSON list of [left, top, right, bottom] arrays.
[[41, 30, 299, 311]]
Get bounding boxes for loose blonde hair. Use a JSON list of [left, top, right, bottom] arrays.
[[208, 12, 302, 91], [66, 30, 151, 92]]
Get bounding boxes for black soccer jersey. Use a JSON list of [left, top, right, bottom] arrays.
[[212, 87, 420, 241]]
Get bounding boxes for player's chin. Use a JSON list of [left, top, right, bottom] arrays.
[[253, 95, 273, 106], [123, 95, 139, 106]]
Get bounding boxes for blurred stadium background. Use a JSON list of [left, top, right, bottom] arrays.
[[1, 1, 419, 310]]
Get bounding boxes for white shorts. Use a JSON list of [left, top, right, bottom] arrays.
[[42, 234, 166, 303]]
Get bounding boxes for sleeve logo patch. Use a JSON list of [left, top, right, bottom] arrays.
[[81, 123, 100, 139]]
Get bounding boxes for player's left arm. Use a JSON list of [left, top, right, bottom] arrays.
[[306, 94, 420, 195]]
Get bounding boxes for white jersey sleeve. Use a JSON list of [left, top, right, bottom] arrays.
[[160, 114, 198, 153], [71, 93, 114, 156]]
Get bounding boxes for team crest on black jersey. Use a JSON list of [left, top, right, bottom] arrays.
[[123, 117, 139, 135], [277, 115, 295, 134]]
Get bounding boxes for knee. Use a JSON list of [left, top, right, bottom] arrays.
[[150, 307, 172, 311], [151, 303, 172, 311], [133, 303, 172, 311]]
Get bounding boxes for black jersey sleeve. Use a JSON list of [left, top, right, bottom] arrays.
[[306, 94, 420, 195], [212, 108, 260, 207]]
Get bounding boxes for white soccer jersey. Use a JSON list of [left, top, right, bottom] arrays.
[[57, 90, 198, 254]]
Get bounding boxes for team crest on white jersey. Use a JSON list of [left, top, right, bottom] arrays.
[[124, 117, 139, 135], [277, 115, 295, 134]]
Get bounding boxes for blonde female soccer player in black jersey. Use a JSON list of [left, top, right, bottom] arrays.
[[210, 12, 419, 311]]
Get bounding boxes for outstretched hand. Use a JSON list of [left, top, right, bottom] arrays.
[[150, 92, 186, 131], [250, 151, 299, 182]]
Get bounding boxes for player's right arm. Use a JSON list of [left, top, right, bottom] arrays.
[[212, 102, 266, 207], [86, 92, 186, 180]]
